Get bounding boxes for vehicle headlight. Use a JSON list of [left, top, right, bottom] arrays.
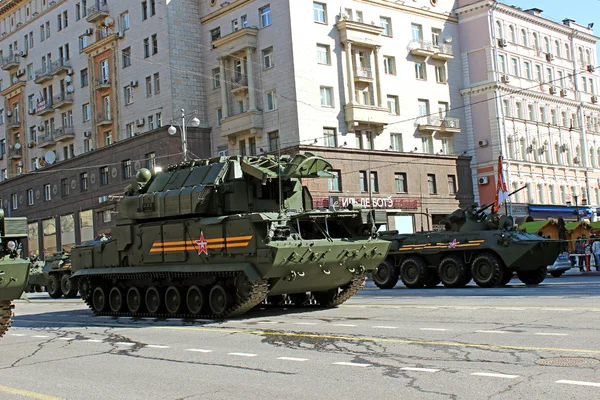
[[7, 241, 16, 251]]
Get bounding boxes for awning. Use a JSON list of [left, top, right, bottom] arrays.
[[528, 205, 596, 218]]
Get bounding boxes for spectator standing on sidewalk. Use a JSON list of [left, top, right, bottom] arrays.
[[575, 237, 585, 271], [583, 235, 591, 272], [592, 237, 600, 271]]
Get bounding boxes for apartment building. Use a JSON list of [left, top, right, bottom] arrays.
[[199, 0, 473, 232], [0, 0, 210, 256], [457, 1, 600, 219]]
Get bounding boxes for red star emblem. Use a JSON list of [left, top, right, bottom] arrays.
[[448, 239, 458, 249], [195, 231, 208, 255]]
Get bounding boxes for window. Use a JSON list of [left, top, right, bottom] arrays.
[[260, 5, 271, 28], [377, 16, 392, 37], [432, 28, 442, 47], [320, 86, 333, 106], [427, 174, 437, 194], [151, 34, 158, 54], [316, 44, 330, 65], [509, 25, 516, 43], [323, 128, 336, 147], [498, 54, 506, 73], [216, 108, 223, 126], [516, 102, 523, 119], [153, 73, 160, 94], [11, 193, 17, 210], [411, 23, 422, 41], [27, 189, 34, 205], [122, 160, 132, 179], [61, 178, 69, 196], [40, 24, 45, 41], [422, 136, 433, 154], [435, 65, 446, 83], [76, 3, 81, 20], [383, 56, 395, 75], [145, 152, 156, 170], [387, 95, 399, 115], [142, 1, 148, 20], [314, 2, 326, 24], [395, 173, 407, 193], [447, 175, 457, 195], [57, 14, 62, 31], [122, 48, 131, 68], [44, 184, 51, 201], [248, 138, 256, 155], [148, 115, 154, 130], [143, 38, 150, 57], [79, 35, 88, 51], [126, 122, 135, 138], [328, 170, 341, 191], [212, 68, 221, 88], [521, 29, 528, 46], [156, 112, 162, 127], [145, 76, 153, 96], [391, 133, 403, 152], [124, 85, 134, 105], [239, 139, 246, 156], [266, 90, 277, 111], [82, 103, 91, 121], [418, 99, 429, 117], [523, 61, 531, 80], [100, 166, 109, 185], [511, 58, 519, 76], [528, 104, 535, 121], [359, 171, 367, 192], [503, 99, 511, 117], [369, 172, 379, 193], [268, 130, 279, 151], [210, 27, 221, 42], [104, 131, 112, 146], [415, 61, 426, 80], [241, 15, 248, 28], [150, 0, 156, 16], [101, 210, 112, 223], [262, 47, 273, 69]]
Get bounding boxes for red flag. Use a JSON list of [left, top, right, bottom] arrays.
[[493, 156, 508, 213]]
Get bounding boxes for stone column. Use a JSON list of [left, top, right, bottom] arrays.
[[245, 47, 256, 111], [345, 41, 355, 104], [373, 46, 383, 107], [218, 57, 229, 118]]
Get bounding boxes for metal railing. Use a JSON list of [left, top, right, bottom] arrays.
[[53, 125, 75, 138], [38, 132, 55, 145], [6, 116, 20, 128], [407, 39, 436, 53], [8, 145, 21, 158], [442, 117, 460, 129], [95, 30, 111, 41], [1, 52, 19, 67], [96, 76, 110, 85], [35, 101, 54, 114], [96, 112, 112, 123], [354, 66, 372, 79], [53, 92, 73, 104], [34, 66, 52, 79], [230, 75, 248, 88], [436, 43, 454, 56], [50, 57, 70, 71], [87, 3, 109, 17]]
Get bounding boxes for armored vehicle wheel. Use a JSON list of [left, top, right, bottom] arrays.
[[267, 295, 286, 306], [186, 286, 204, 315], [439, 255, 471, 288], [288, 293, 310, 306], [47, 275, 62, 299], [165, 286, 182, 315], [209, 285, 232, 316], [61, 274, 78, 298], [425, 269, 441, 288], [109, 287, 124, 312], [92, 287, 107, 312], [498, 270, 513, 286], [550, 271, 564, 278], [145, 286, 162, 314], [400, 256, 428, 288], [313, 289, 338, 305], [127, 287, 143, 313], [517, 266, 547, 285], [372, 260, 399, 289], [79, 278, 91, 299], [471, 253, 504, 288]]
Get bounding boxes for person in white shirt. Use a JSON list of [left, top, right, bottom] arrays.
[[591, 237, 600, 271]]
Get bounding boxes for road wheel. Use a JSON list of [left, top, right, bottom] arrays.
[[497, 270, 514, 286], [372, 260, 399, 289], [209, 285, 232, 317], [267, 295, 286, 306], [47, 275, 62, 299], [439, 255, 471, 288], [186, 286, 204, 315], [79, 278, 91, 300], [36, 286, 45, 293], [517, 266, 547, 285], [109, 287, 124, 313], [313, 289, 338, 305], [425, 269, 441, 288], [471, 253, 505, 288], [60, 274, 78, 298], [92, 287, 106, 312], [288, 293, 310, 306], [127, 287, 143, 313], [145, 286, 162, 314], [165, 286, 182, 315], [400, 256, 428, 288]]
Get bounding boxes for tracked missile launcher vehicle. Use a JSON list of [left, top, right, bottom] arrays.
[[0, 210, 30, 339], [373, 203, 562, 289], [70, 153, 390, 319]]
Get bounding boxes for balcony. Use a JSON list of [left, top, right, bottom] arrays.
[[1, 52, 19, 71], [86, 3, 109, 22], [354, 66, 373, 82], [96, 112, 112, 125], [408, 40, 436, 57], [50, 58, 71, 75], [6, 116, 20, 130], [220, 110, 263, 139], [35, 100, 54, 116], [431, 43, 454, 61], [230, 75, 248, 94], [417, 116, 461, 133], [38, 132, 56, 148], [95, 77, 110, 90], [336, 19, 383, 47], [34, 67, 52, 83], [343, 103, 389, 130], [440, 118, 461, 133], [8, 145, 22, 159], [52, 92, 73, 108], [53, 126, 75, 142], [212, 27, 258, 56]]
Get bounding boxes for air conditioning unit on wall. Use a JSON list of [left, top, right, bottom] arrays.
[[478, 139, 489, 147], [478, 176, 489, 185]]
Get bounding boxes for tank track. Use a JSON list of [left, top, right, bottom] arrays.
[[322, 274, 367, 307], [81, 271, 270, 320], [0, 300, 14, 339]]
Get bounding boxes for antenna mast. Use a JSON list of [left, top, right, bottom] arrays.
[[277, 93, 283, 213]]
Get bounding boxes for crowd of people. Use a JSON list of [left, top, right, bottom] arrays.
[[571, 235, 600, 272]]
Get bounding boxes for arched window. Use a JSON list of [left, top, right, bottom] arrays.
[[575, 145, 582, 164], [508, 136, 515, 159], [527, 183, 534, 203], [496, 21, 503, 39], [560, 185, 567, 204], [545, 141, 552, 164], [537, 184, 545, 204], [597, 148, 600, 166], [579, 47, 584, 63], [544, 37, 551, 53], [586, 49, 592, 65], [565, 44, 571, 60], [533, 33, 539, 49], [512, 182, 521, 202], [566, 145, 572, 165], [555, 40, 561, 57], [521, 29, 528, 46], [520, 137, 527, 160], [590, 147, 596, 168], [550, 185, 557, 204], [509, 25, 516, 43], [555, 143, 561, 164]]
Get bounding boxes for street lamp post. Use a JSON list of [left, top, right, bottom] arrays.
[[574, 194, 580, 222], [168, 108, 201, 162]]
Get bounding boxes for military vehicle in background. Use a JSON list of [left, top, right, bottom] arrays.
[[43, 252, 77, 298], [70, 153, 390, 319], [0, 209, 30, 339], [372, 202, 562, 289], [25, 255, 47, 293]]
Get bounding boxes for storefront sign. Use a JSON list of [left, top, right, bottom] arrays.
[[35, 100, 46, 113], [315, 196, 420, 210]]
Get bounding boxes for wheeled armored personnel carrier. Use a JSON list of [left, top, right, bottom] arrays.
[[70, 153, 390, 319], [0, 209, 30, 339], [43, 252, 77, 298], [373, 203, 562, 289]]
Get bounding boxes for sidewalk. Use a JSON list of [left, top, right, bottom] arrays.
[[564, 267, 600, 276]]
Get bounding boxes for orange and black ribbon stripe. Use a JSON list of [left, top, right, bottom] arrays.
[[149, 236, 253, 253]]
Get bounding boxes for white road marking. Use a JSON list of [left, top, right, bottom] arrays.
[[257, 321, 279, 324], [31, 335, 49, 338], [186, 349, 213, 353], [228, 352, 258, 357], [277, 357, 308, 362], [57, 337, 74, 341], [401, 367, 439, 373], [147, 345, 170, 349], [546, 309, 574, 311], [556, 380, 600, 387], [85, 339, 103, 343], [294, 322, 318, 326], [332, 324, 357, 327], [455, 307, 479, 310], [9, 334, 25, 337], [373, 325, 397, 329], [115, 342, 136, 346], [534, 333, 568, 336], [55, 314, 69, 317], [420, 328, 449, 332], [472, 372, 519, 379], [333, 362, 371, 368], [475, 330, 510, 334], [497, 308, 525, 311]]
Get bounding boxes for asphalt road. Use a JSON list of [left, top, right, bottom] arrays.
[[1, 274, 600, 400]]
